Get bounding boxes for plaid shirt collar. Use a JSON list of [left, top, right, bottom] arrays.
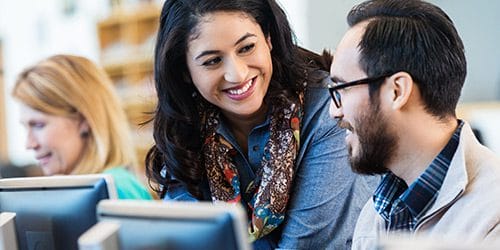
[[373, 120, 464, 231]]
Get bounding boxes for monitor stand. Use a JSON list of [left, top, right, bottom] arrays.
[[78, 221, 120, 250], [0, 212, 18, 250]]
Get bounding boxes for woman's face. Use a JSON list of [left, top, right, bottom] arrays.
[[186, 11, 273, 121], [19, 104, 88, 175]]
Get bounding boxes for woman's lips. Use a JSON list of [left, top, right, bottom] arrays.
[[36, 153, 51, 166], [225, 77, 256, 100]]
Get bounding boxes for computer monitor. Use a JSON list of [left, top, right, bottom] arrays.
[[0, 174, 117, 250], [78, 200, 251, 250]]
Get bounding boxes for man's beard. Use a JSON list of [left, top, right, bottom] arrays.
[[340, 104, 398, 175]]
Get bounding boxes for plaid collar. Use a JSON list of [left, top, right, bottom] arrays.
[[373, 120, 464, 230]]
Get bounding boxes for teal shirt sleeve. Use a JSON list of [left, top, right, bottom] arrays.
[[103, 167, 153, 200]]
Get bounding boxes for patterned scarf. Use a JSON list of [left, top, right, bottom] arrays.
[[202, 93, 303, 241]]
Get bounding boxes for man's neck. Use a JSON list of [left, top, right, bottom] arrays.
[[389, 115, 458, 185]]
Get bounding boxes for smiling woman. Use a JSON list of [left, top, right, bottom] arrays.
[[145, 0, 377, 249], [185, 11, 274, 150], [11, 54, 152, 200], [19, 106, 87, 176]]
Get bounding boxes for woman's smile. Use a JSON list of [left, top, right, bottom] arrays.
[[224, 77, 256, 100]]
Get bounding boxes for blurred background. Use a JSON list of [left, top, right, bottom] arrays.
[[0, 0, 499, 177]]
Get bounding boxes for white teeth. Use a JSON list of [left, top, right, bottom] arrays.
[[228, 79, 253, 95]]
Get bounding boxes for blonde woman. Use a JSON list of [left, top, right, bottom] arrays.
[[13, 54, 152, 200]]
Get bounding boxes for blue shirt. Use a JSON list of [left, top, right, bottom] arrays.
[[165, 83, 377, 249], [374, 120, 464, 231]]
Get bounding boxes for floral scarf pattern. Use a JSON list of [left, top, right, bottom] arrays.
[[202, 93, 303, 241]]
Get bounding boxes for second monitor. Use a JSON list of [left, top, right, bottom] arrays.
[[0, 174, 117, 250], [79, 200, 251, 250]]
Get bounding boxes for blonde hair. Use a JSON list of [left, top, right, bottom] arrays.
[[12, 54, 138, 174]]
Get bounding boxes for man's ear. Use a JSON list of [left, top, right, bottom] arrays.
[[386, 72, 414, 111]]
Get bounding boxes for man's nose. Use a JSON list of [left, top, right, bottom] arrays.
[[329, 100, 343, 119]]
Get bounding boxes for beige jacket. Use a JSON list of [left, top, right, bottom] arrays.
[[352, 122, 500, 250]]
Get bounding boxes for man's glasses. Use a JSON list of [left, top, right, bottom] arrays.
[[328, 74, 392, 108]]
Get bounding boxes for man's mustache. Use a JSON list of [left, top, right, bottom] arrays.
[[338, 119, 354, 131]]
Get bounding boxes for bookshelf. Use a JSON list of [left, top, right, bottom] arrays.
[[0, 40, 8, 162], [97, 2, 160, 174]]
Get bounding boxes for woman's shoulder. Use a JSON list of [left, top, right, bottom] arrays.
[[103, 166, 135, 179], [300, 69, 341, 140], [303, 69, 331, 115], [103, 166, 153, 200]]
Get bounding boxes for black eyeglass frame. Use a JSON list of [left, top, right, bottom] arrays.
[[328, 74, 392, 108]]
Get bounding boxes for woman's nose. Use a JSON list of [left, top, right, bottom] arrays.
[[25, 131, 39, 150], [224, 56, 248, 83]]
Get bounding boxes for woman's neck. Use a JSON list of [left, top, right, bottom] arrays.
[[222, 104, 269, 154]]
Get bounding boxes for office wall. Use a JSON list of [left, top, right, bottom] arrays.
[[432, 0, 500, 102], [294, 0, 500, 103]]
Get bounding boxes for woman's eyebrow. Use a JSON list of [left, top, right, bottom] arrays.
[[194, 33, 257, 60]]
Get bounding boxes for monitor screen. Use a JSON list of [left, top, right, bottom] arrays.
[[78, 200, 251, 250], [0, 174, 117, 250]]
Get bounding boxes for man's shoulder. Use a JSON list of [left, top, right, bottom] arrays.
[[352, 198, 381, 250], [423, 149, 500, 239], [355, 198, 378, 228], [459, 146, 500, 206], [461, 122, 500, 174], [462, 129, 500, 192]]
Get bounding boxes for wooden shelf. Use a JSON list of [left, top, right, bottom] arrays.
[[103, 55, 154, 87], [98, 3, 160, 50], [0, 40, 7, 162], [457, 102, 500, 121], [97, 3, 160, 174]]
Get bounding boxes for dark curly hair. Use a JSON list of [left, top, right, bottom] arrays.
[[146, 0, 331, 198]]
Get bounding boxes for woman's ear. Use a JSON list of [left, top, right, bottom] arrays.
[[79, 119, 90, 138], [182, 71, 192, 83], [387, 72, 414, 111], [266, 36, 272, 50]]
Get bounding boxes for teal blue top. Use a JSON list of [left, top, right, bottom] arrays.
[[103, 167, 152, 200]]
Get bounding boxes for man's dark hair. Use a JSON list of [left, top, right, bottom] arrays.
[[348, 0, 466, 119]]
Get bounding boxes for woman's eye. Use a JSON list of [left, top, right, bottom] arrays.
[[30, 122, 45, 129], [202, 57, 222, 66], [33, 123, 45, 129], [239, 44, 255, 53]]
